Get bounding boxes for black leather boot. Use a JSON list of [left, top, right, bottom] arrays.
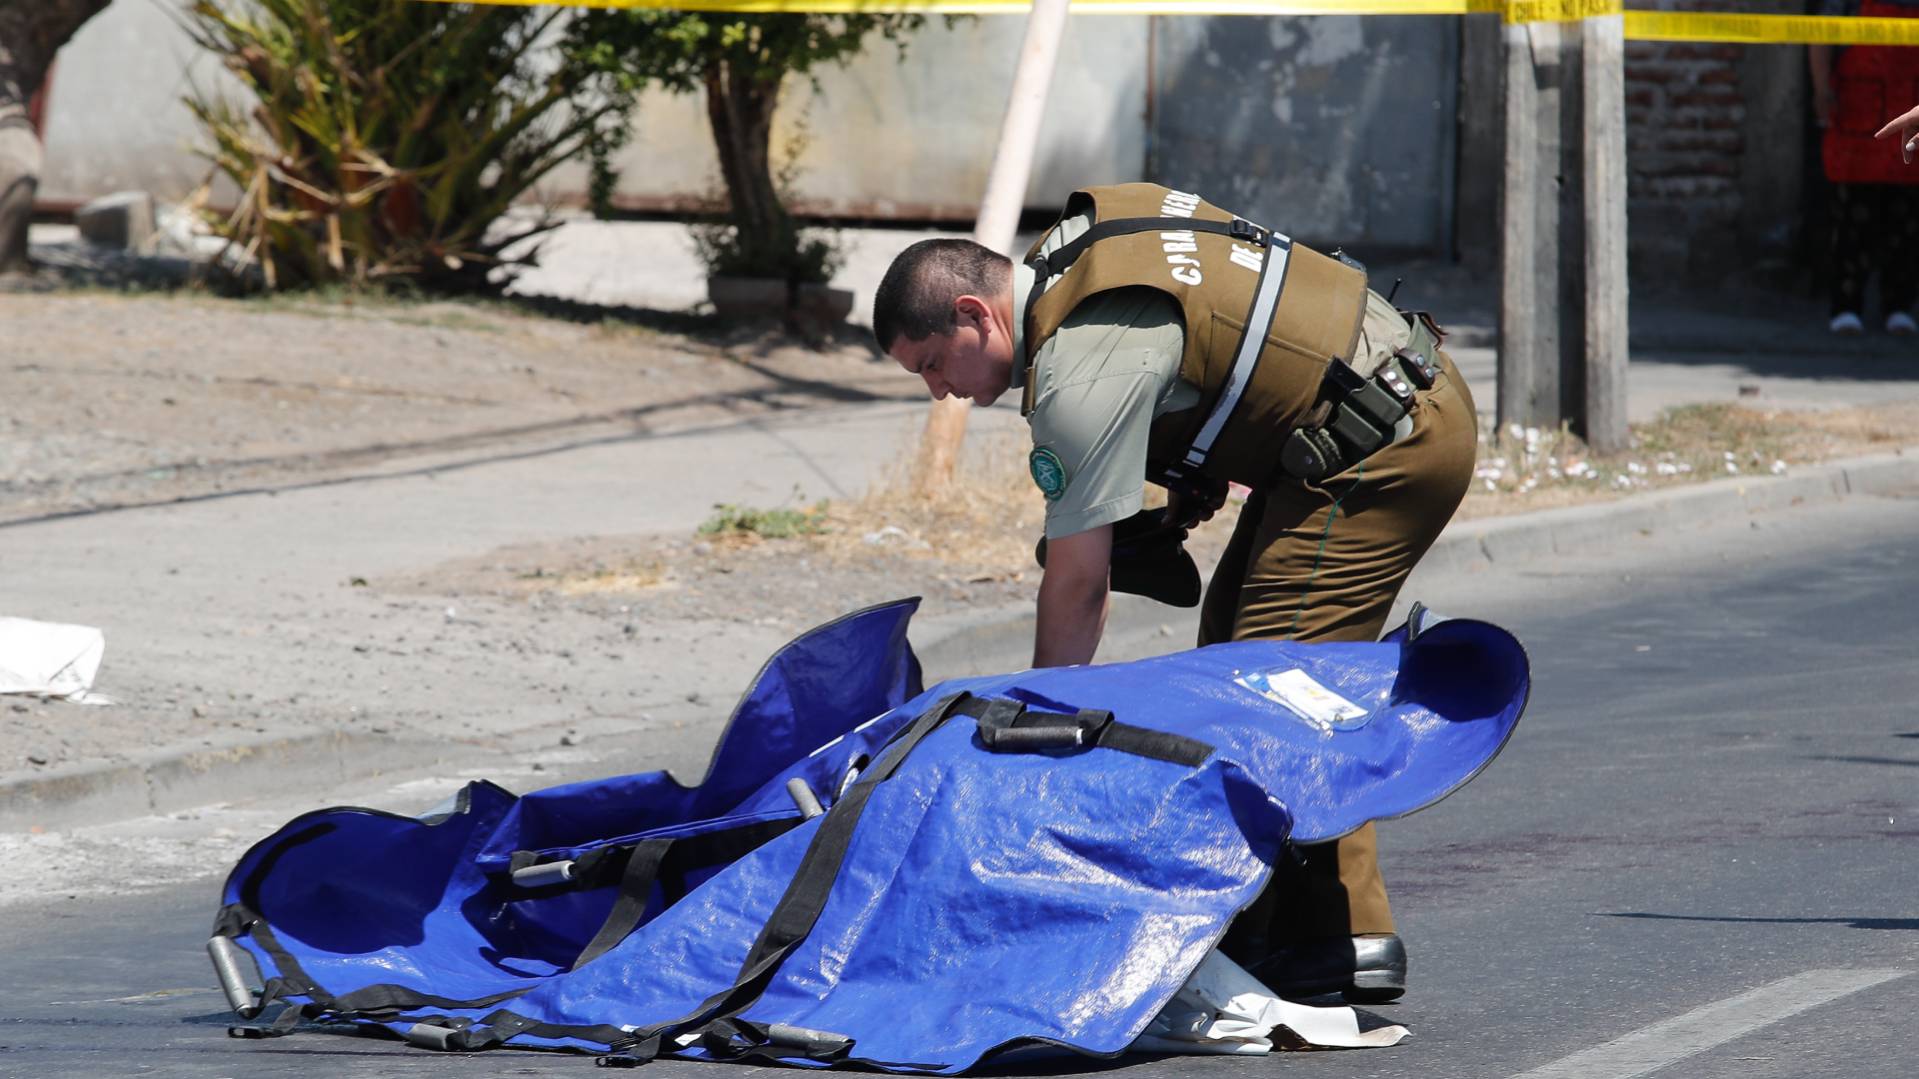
[[1243, 932, 1407, 1004]]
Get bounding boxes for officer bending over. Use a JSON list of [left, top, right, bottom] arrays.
[[871, 184, 1479, 1003]]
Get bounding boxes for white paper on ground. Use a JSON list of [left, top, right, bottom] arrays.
[[1134, 948, 1409, 1054], [0, 617, 112, 704]]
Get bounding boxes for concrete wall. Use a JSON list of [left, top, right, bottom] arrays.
[[32, 5, 1815, 277], [566, 16, 1152, 220], [37, 0, 239, 208], [37, 9, 1458, 253], [1149, 14, 1461, 253]]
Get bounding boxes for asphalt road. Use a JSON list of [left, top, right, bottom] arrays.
[[3, 493, 1917, 1079]]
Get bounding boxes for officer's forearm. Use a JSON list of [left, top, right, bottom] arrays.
[[1033, 528, 1113, 668], [1034, 570, 1110, 668]]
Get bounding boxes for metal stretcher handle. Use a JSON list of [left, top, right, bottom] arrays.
[[785, 777, 825, 819], [206, 935, 261, 1018], [510, 859, 576, 888]]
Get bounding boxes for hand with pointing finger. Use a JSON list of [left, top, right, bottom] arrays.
[[1874, 103, 1919, 164]]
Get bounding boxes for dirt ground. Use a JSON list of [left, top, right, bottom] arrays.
[[1, 290, 918, 523]]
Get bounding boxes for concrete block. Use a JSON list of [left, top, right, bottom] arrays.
[[75, 190, 154, 251]]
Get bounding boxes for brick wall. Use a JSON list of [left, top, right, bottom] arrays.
[[1622, 1, 1810, 280]]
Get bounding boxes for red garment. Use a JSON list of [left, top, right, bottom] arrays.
[[27, 64, 53, 139], [1824, 0, 1919, 185]]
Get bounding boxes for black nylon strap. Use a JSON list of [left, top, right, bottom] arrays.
[[573, 837, 674, 968], [330, 981, 529, 1015], [218, 906, 534, 1020], [227, 1002, 312, 1039], [696, 1018, 856, 1063], [1090, 718, 1215, 767], [585, 694, 986, 1057], [739, 692, 982, 972], [1030, 216, 1262, 281]]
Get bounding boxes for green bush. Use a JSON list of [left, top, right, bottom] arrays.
[[184, 0, 643, 291], [698, 502, 827, 540], [577, 10, 934, 284]]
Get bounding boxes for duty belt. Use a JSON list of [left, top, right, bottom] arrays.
[[1278, 313, 1444, 484]]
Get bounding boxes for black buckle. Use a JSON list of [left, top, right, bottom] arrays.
[[1229, 217, 1268, 246]]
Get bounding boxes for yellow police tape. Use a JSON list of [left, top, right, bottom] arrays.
[[443, 0, 1919, 48]]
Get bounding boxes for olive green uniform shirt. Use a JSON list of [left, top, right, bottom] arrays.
[[1012, 213, 1415, 541]]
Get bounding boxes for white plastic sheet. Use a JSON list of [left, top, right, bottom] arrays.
[[0, 617, 112, 704], [1134, 948, 1410, 1054]]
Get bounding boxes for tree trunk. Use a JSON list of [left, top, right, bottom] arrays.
[[0, 0, 113, 274], [702, 55, 786, 261]]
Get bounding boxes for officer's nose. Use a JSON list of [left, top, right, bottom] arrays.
[[922, 372, 948, 400]]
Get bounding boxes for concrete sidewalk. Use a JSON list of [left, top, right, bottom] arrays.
[[6, 219, 1919, 832]]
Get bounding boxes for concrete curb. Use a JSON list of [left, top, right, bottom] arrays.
[[1421, 447, 1913, 578], [3, 448, 1912, 833], [0, 729, 485, 833]]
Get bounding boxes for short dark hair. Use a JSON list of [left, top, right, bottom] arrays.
[[871, 238, 1012, 352]]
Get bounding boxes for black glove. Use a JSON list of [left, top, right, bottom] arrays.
[[1034, 506, 1202, 608]]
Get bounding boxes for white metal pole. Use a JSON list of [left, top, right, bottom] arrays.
[[973, 0, 1072, 255], [920, 0, 1072, 488]]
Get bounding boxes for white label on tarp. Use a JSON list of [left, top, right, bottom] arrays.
[[1235, 668, 1367, 732]]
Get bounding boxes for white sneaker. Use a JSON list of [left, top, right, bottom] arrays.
[[1888, 312, 1917, 336], [1830, 311, 1864, 335]]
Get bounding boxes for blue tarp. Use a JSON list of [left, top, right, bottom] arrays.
[[211, 597, 1528, 1071]]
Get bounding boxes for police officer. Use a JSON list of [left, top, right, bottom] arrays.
[[872, 184, 1477, 1001]]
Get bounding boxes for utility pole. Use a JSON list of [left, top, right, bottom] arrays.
[[1581, 12, 1629, 454], [1497, 11, 1629, 454], [916, 0, 1071, 489]]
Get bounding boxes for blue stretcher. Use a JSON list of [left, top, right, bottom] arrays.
[[207, 597, 1528, 1071]]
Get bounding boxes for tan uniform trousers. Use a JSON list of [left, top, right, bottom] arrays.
[[1200, 350, 1477, 948]]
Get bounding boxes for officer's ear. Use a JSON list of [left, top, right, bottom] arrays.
[[952, 294, 992, 334]]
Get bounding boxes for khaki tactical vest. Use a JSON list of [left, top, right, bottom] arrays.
[[1021, 183, 1369, 491]]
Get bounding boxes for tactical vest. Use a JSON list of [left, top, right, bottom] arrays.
[[1020, 183, 1370, 491]]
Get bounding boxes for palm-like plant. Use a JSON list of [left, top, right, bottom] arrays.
[[184, 0, 643, 290]]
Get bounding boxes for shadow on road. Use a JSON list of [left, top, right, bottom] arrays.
[[1604, 912, 1919, 931]]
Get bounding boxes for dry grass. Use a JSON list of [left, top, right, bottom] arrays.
[[554, 564, 670, 595], [1459, 401, 1918, 519], [811, 429, 1048, 582]]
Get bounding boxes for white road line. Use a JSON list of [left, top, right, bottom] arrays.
[[1507, 968, 1912, 1079]]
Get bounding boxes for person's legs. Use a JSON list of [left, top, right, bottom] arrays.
[[1830, 182, 1873, 327], [1210, 353, 1478, 994], [1198, 488, 1264, 648], [1875, 183, 1919, 323]]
